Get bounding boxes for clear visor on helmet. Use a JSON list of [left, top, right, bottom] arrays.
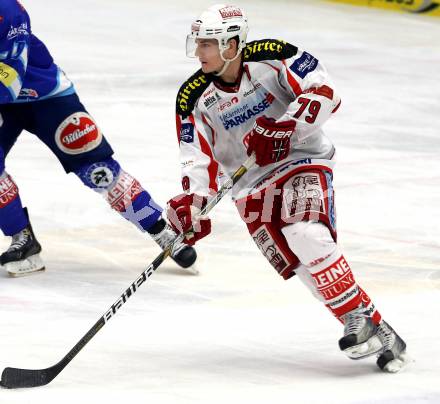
[[186, 34, 198, 58], [186, 34, 225, 58]]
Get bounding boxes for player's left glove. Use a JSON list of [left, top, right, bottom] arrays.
[[247, 115, 296, 167], [167, 193, 211, 246]]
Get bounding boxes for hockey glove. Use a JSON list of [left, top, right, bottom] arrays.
[[247, 115, 296, 167], [167, 193, 211, 246]]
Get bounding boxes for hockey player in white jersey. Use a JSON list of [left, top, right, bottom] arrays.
[[167, 4, 408, 372]]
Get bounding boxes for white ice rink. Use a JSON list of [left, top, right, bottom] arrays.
[[1, 0, 440, 402]]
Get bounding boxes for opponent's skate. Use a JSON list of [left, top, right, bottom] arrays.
[[0, 212, 45, 276], [150, 218, 198, 274], [376, 321, 408, 373], [338, 306, 383, 359]]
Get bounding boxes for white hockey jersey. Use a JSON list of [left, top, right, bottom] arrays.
[[175, 39, 341, 199]]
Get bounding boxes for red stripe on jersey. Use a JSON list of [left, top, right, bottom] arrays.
[[282, 60, 302, 97], [189, 114, 219, 193], [176, 114, 182, 143], [304, 85, 334, 100], [198, 134, 219, 192], [201, 113, 216, 146]]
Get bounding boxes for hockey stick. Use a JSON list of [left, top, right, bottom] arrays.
[[0, 153, 256, 389]]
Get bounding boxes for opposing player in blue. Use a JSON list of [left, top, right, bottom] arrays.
[[0, 0, 196, 275]]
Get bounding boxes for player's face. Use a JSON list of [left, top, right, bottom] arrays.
[[195, 39, 224, 73]]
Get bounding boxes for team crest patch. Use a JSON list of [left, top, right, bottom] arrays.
[[55, 112, 102, 155], [282, 173, 326, 222], [180, 123, 194, 143], [289, 51, 318, 79], [87, 165, 115, 188]]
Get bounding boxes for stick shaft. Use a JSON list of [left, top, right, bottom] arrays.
[[0, 154, 256, 389]]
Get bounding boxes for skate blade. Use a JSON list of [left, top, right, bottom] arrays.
[[344, 335, 383, 360], [4, 254, 46, 277], [383, 352, 411, 373]]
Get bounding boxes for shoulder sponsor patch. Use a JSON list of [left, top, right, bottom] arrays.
[[176, 70, 213, 118], [243, 39, 298, 62], [180, 123, 194, 143], [289, 51, 318, 79], [55, 112, 103, 155]]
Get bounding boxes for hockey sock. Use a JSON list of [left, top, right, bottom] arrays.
[[0, 172, 29, 236], [75, 158, 163, 232], [309, 254, 382, 324], [282, 221, 381, 324]]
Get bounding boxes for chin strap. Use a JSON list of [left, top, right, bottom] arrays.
[[214, 50, 242, 77]]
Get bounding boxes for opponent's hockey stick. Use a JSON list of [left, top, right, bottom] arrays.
[[0, 153, 256, 389]]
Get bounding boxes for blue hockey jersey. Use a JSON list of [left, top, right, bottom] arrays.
[[0, 0, 74, 104]]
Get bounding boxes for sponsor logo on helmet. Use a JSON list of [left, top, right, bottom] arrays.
[[289, 51, 318, 79], [55, 112, 102, 155], [219, 6, 243, 19], [180, 123, 195, 143], [227, 25, 241, 33]]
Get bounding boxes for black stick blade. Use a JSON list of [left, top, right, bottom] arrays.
[[1, 366, 57, 388]]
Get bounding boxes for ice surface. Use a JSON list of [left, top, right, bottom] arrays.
[[1, 0, 439, 403]]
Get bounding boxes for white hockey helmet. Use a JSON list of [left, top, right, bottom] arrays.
[[186, 4, 249, 61]]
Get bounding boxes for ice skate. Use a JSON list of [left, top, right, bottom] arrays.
[[151, 219, 198, 274], [339, 306, 383, 360], [376, 321, 409, 373], [0, 220, 45, 276]]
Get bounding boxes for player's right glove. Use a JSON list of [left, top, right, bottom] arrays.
[[167, 193, 211, 246], [247, 115, 296, 167]]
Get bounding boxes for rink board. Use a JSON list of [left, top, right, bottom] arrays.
[[327, 0, 440, 16]]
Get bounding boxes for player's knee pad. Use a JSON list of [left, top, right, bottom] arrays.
[[74, 157, 121, 192], [282, 221, 338, 267]]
